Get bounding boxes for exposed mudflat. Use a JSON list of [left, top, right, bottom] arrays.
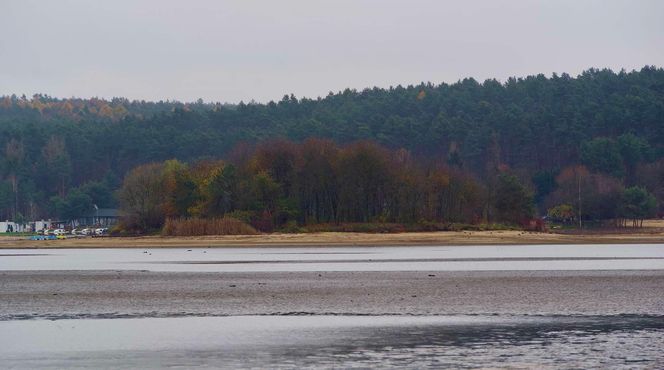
[[2, 270, 663, 320]]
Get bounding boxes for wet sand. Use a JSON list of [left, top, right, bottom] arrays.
[[2, 228, 664, 249], [2, 270, 663, 320]]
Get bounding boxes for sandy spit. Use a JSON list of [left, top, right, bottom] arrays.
[[1, 229, 664, 249]]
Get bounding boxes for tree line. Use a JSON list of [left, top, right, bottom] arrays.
[[118, 139, 534, 233], [0, 67, 662, 226]]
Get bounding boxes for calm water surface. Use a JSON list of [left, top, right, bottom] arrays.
[[1, 315, 663, 369]]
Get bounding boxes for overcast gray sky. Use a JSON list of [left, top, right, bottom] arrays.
[[1, 0, 663, 103]]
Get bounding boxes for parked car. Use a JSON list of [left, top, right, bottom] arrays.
[[80, 228, 92, 236], [72, 229, 87, 237], [95, 228, 108, 235], [53, 229, 66, 236]]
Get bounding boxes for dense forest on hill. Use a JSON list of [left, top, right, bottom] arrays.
[[1, 67, 663, 229]]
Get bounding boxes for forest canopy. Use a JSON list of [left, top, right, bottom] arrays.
[[1, 66, 663, 229]]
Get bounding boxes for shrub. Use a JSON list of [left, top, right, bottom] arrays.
[[279, 220, 305, 233], [303, 223, 407, 233], [547, 204, 576, 223], [162, 217, 258, 236], [224, 210, 254, 223]]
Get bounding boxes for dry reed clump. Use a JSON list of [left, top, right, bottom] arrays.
[[162, 217, 258, 236]]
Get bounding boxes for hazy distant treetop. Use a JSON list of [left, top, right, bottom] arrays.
[[2, 66, 662, 124]]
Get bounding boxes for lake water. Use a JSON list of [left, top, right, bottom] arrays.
[[2, 244, 663, 368], [2, 243, 664, 272], [1, 315, 663, 369]]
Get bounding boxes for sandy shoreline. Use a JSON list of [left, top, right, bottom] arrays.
[[2, 270, 663, 319], [1, 228, 664, 249]]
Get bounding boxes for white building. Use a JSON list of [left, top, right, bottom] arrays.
[[32, 220, 52, 232], [0, 221, 23, 233], [0, 220, 52, 233]]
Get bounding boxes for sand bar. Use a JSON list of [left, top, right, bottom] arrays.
[[1, 228, 664, 249]]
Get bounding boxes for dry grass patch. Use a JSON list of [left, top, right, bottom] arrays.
[[163, 217, 258, 236]]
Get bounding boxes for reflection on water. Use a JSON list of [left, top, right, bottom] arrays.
[[1, 315, 663, 369]]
